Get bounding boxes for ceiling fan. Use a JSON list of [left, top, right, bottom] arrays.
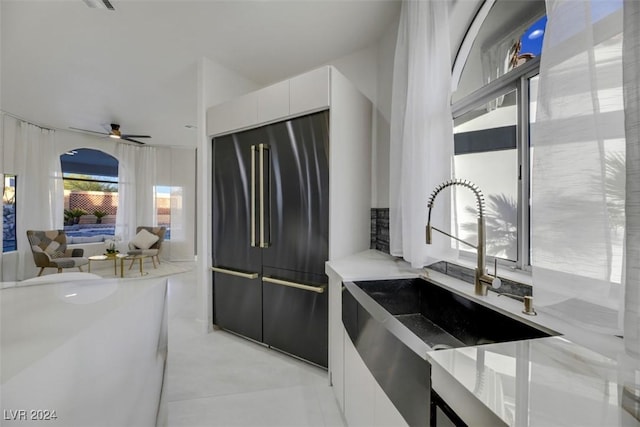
[[70, 124, 151, 145]]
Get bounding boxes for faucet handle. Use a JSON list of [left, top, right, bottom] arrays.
[[491, 259, 502, 289]]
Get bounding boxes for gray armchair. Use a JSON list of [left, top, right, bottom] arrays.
[[127, 226, 166, 268], [26, 230, 89, 276]]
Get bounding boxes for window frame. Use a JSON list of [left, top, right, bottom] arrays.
[[451, 57, 540, 271]]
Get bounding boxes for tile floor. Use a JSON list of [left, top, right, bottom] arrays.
[[163, 264, 346, 427]]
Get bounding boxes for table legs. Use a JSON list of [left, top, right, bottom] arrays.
[[88, 257, 119, 276], [120, 257, 147, 278]]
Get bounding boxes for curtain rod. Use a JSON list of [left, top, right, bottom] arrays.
[[1, 110, 56, 131], [0, 110, 195, 150]]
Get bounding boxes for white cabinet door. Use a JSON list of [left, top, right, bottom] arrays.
[[290, 67, 330, 115], [257, 80, 290, 124], [374, 383, 409, 427], [328, 273, 345, 411], [343, 326, 409, 427], [207, 92, 258, 136], [343, 333, 375, 427]]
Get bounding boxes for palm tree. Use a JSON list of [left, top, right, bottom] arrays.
[[461, 193, 517, 260], [604, 152, 625, 231]]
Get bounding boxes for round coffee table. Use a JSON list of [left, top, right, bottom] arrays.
[[88, 254, 127, 276]]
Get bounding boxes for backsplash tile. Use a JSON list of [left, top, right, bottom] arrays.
[[370, 208, 389, 254], [427, 261, 532, 298]]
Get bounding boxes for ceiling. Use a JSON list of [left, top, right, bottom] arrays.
[[1, 0, 402, 148]]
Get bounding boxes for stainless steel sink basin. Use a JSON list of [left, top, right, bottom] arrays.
[[353, 277, 557, 349]]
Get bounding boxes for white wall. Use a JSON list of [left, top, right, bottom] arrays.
[[325, 19, 398, 210], [373, 22, 398, 209], [330, 45, 379, 107], [156, 146, 196, 261]]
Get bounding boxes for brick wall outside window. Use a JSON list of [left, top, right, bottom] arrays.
[[64, 190, 170, 225]]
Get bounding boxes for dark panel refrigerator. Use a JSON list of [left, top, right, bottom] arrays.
[[212, 110, 329, 367]]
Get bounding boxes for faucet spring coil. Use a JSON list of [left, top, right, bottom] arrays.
[[426, 178, 486, 218]]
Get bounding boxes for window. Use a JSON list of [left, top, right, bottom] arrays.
[[155, 186, 172, 240], [3, 175, 17, 252], [452, 0, 546, 270], [60, 149, 118, 238], [453, 89, 519, 262]]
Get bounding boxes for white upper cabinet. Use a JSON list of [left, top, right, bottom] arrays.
[[207, 92, 258, 137], [257, 80, 290, 124], [207, 66, 331, 137]]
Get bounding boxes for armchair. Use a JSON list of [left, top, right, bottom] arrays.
[[26, 230, 89, 276], [127, 226, 166, 269]]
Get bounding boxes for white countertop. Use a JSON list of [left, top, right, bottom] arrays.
[[327, 250, 640, 426]]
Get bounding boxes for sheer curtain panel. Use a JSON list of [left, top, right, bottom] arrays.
[[532, 0, 625, 334], [623, 0, 640, 359], [11, 118, 62, 279], [389, 0, 455, 268], [115, 144, 157, 244], [116, 144, 137, 243]]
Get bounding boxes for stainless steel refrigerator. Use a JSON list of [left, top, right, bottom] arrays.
[[211, 110, 329, 367]]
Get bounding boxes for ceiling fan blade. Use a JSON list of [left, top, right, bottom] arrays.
[[122, 137, 146, 145], [69, 127, 109, 136], [121, 134, 151, 139]]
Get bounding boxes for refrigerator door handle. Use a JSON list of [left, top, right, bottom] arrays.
[[211, 266, 259, 280], [259, 143, 271, 248], [262, 276, 326, 294], [250, 144, 258, 247]]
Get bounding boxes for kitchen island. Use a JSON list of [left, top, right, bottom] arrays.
[[0, 274, 168, 426], [326, 250, 639, 426]]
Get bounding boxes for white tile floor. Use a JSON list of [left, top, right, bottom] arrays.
[[163, 264, 346, 427]]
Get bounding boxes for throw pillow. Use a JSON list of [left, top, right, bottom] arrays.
[[131, 229, 159, 250], [44, 241, 65, 259]]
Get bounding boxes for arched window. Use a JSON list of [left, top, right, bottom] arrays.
[[60, 148, 118, 239], [451, 0, 547, 269]]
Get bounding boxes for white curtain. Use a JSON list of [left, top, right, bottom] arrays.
[[531, 0, 625, 334], [115, 144, 157, 243], [481, 37, 515, 111], [389, 0, 455, 268], [623, 0, 640, 358], [12, 119, 62, 279]]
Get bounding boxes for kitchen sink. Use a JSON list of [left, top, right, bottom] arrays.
[[341, 276, 558, 426], [353, 277, 557, 350]]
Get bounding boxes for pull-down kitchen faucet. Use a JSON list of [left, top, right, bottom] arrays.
[[426, 179, 496, 296]]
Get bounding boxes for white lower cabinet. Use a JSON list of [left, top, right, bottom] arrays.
[[343, 328, 408, 427], [344, 332, 375, 426], [373, 377, 409, 427], [328, 272, 345, 411]]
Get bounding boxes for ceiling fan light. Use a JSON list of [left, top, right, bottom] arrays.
[[109, 134, 121, 139]]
